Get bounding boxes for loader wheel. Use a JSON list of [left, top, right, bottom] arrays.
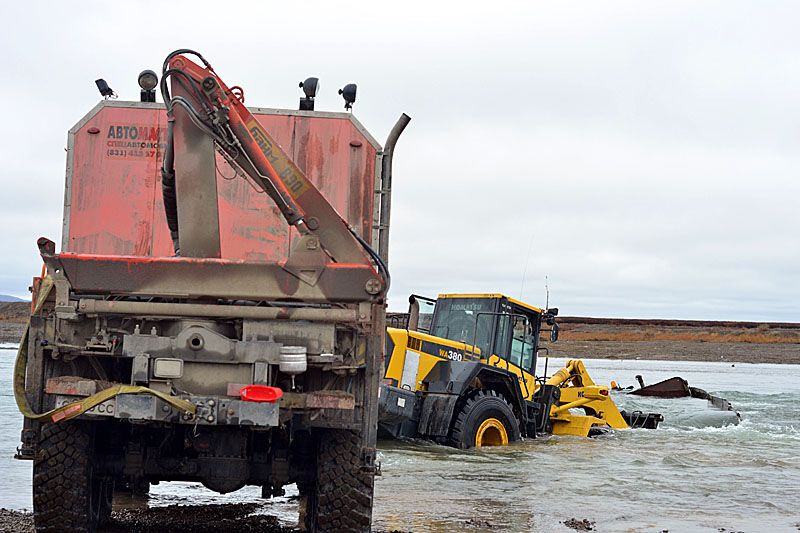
[[33, 420, 113, 533], [304, 430, 373, 532], [450, 390, 521, 449]]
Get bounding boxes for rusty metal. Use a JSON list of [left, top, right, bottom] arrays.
[[46, 376, 108, 397], [629, 376, 691, 398], [41, 243, 379, 303], [78, 299, 357, 322], [171, 80, 221, 258], [62, 102, 380, 262], [280, 391, 356, 410]]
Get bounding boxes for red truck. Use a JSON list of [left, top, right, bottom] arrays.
[[15, 49, 408, 532]]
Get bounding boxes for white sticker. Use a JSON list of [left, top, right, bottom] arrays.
[[397, 397, 406, 408]]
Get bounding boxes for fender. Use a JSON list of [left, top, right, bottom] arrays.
[[419, 360, 529, 436]]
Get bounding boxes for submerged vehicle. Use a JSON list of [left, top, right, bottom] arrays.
[[379, 294, 662, 447], [613, 375, 741, 426], [15, 49, 408, 532]]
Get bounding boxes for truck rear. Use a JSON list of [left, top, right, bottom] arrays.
[[15, 50, 408, 533]]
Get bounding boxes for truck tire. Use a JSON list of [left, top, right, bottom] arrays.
[[304, 430, 373, 532], [449, 389, 521, 448], [33, 421, 112, 533]]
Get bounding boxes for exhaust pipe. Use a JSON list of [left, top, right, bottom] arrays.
[[377, 114, 411, 264]]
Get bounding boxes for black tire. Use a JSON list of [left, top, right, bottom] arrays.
[[33, 421, 112, 533], [98, 480, 113, 528], [449, 389, 521, 449], [304, 430, 373, 533]]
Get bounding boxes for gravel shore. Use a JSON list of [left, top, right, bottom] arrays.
[[0, 504, 295, 533]]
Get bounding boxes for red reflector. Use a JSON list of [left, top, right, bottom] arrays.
[[240, 385, 283, 403], [600, 389, 609, 396]]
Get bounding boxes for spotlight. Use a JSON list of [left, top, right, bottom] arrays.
[[95, 79, 117, 100], [299, 77, 319, 111], [137, 69, 158, 103], [338, 83, 357, 111]]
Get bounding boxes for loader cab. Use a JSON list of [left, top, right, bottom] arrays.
[[427, 294, 545, 374]]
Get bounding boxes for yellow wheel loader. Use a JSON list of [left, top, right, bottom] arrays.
[[378, 294, 661, 448]]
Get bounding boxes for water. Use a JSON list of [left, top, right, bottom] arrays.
[[374, 358, 800, 532], [2, 348, 799, 532]]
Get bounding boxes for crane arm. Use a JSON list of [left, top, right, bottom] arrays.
[[159, 50, 386, 289]]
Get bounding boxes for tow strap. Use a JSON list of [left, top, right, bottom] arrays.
[[14, 277, 196, 423]]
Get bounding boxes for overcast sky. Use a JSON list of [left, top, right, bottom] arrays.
[[1, 1, 798, 321]]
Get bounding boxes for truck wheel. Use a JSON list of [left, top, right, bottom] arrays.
[[33, 421, 112, 533], [304, 430, 373, 532], [449, 390, 521, 448]]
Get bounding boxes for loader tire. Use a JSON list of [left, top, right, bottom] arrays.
[[304, 430, 373, 532], [449, 389, 521, 449], [32, 421, 112, 533]]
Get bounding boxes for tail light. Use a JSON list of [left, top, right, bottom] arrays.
[[240, 385, 283, 403]]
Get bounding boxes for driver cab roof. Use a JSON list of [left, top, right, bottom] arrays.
[[437, 293, 543, 314]]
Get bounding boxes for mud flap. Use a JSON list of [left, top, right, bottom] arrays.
[[377, 384, 419, 439], [417, 393, 459, 438]]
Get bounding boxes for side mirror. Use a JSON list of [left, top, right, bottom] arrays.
[[549, 322, 559, 343]]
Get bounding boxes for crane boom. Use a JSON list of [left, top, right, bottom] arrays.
[[161, 51, 385, 289]]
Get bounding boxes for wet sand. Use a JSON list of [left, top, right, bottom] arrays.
[[0, 507, 606, 533], [0, 504, 293, 533]]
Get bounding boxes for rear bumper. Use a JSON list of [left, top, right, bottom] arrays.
[[55, 393, 279, 426]]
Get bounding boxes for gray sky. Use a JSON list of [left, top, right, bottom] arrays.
[[1, 1, 798, 320]]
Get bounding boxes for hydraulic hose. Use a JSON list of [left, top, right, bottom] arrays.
[[161, 119, 180, 254]]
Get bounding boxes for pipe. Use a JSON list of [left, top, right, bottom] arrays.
[[78, 299, 357, 323], [407, 295, 420, 331], [377, 114, 411, 264]]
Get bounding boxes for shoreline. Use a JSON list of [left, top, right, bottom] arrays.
[[3, 305, 798, 365]]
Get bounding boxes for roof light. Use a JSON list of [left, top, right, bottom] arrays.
[[299, 77, 319, 110], [137, 69, 158, 102], [338, 83, 357, 110], [95, 79, 117, 100]]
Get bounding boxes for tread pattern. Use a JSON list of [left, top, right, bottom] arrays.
[[33, 421, 103, 533], [449, 389, 521, 449], [306, 430, 373, 532]]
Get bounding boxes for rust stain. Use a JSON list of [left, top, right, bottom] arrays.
[[66, 106, 378, 261]]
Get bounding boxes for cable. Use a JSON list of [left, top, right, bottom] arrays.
[[349, 227, 391, 292], [160, 49, 211, 101]]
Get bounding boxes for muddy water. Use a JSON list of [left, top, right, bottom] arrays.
[[375, 358, 800, 532], [2, 347, 799, 532]]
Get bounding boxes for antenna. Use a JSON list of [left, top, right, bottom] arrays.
[[519, 235, 535, 299], [545, 275, 550, 309]]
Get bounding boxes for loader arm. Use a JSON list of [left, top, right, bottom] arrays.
[[160, 50, 385, 288], [545, 359, 629, 435]]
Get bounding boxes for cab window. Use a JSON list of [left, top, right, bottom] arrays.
[[496, 313, 537, 371], [431, 298, 497, 357]]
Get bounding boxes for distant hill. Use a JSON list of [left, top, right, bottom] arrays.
[[0, 294, 24, 302]]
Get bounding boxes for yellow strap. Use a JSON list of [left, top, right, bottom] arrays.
[[14, 276, 197, 423]]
